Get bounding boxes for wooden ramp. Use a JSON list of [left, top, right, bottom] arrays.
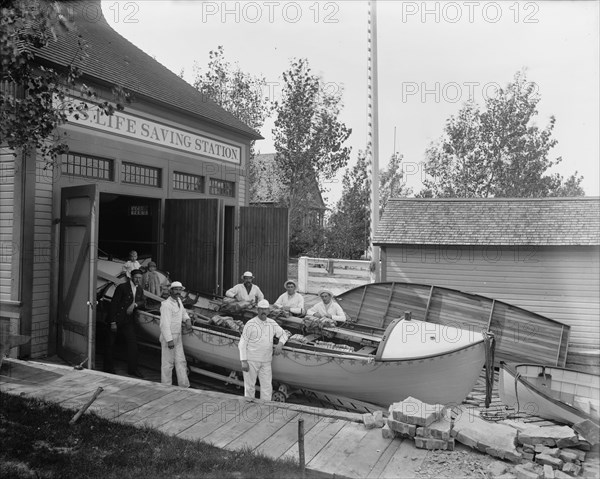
[[1, 359, 429, 479]]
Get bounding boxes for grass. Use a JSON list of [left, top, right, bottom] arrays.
[[0, 391, 317, 479]]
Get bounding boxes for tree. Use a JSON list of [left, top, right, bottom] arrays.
[[192, 46, 273, 199], [324, 152, 412, 259], [193, 45, 272, 134], [0, 0, 125, 162], [379, 153, 413, 215], [272, 58, 352, 255], [419, 71, 584, 198], [324, 152, 370, 259]]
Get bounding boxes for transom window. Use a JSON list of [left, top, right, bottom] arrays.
[[209, 178, 235, 197], [173, 171, 205, 192], [62, 153, 114, 180], [122, 162, 161, 187]]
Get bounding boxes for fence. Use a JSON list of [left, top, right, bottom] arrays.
[[297, 256, 373, 295]]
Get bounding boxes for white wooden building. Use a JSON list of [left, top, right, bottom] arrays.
[[0, 1, 289, 368], [374, 197, 600, 366]]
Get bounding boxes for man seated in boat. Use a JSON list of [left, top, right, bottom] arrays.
[[303, 290, 347, 335], [273, 280, 305, 318], [223, 271, 265, 312]]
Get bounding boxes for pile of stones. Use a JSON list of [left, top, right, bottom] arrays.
[[361, 397, 599, 478]]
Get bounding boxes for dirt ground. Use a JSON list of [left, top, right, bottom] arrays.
[[414, 442, 600, 479], [415, 443, 510, 479]]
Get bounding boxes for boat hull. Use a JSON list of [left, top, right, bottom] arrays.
[[499, 362, 600, 425], [137, 311, 485, 407]]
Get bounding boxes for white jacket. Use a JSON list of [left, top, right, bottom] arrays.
[[225, 283, 264, 303], [239, 316, 287, 362], [159, 296, 189, 342]]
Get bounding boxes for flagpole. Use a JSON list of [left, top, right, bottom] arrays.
[[367, 0, 381, 282]]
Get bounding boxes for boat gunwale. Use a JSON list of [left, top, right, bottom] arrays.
[[137, 309, 486, 363], [337, 281, 571, 329], [500, 361, 599, 423]]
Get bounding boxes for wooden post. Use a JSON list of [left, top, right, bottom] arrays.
[[69, 386, 103, 425], [298, 256, 308, 293], [298, 417, 305, 478]]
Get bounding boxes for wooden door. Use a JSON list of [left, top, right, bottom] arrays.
[[57, 185, 99, 368], [239, 207, 289, 302], [164, 199, 221, 295]]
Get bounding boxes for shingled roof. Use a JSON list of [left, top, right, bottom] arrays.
[[33, 0, 261, 140], [374, 197, 600, 246]]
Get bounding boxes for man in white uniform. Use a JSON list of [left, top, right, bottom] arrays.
[[159, 281, 191, 387], [274, 280, 305, 316], [306, 289, 347, 323], [225, 271, 264, 306], [238, 299, 287, 400]]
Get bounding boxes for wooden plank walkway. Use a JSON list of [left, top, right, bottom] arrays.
[[1, 358, 432, 479]]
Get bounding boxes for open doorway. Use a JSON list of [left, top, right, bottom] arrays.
[[95, 193, 161, 374], [98, 193, 161, 263]]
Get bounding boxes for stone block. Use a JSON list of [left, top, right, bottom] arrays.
[[535, 444, 546, 454], [373, 410, 385, 428], [455, 430, 478, 449], [415, 409, 452, 440], [518, 425, 579, 448], [387, 417, 417, 436], [363, 413, 377, 429], [485, 461, 508, 477], [514, 464, 541, 479], [414, 436, 454, 451], [552, 471, 572, 479], [561, 462, 581, 475], [389, 396, 446, 426], [558, 450, 579, 463], [535, 454, 563, 469], [381, 424, 396, 439], [452, 406, 521, 462], [523, 444, 535, 453], [560, 447, 586, 462], [542, 464, 555, 479], [522, 452, 535, 461], [573, 419, 600, 446], [541, 447, 561, 458]]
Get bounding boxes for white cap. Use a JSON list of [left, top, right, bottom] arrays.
[[257, 299, 270, 308], [242, 271, 254, 278], [169, 281, 184, 289]]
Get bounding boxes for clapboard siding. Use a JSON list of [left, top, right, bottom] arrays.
[[238, 173, 247, 205], [382, 245, 600, 350], [30, 160, 54, 358], [0, 151, 15, 301]]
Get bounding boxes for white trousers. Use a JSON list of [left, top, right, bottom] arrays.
[[160, 333, 190, 388], [243, 360, 272, 401]]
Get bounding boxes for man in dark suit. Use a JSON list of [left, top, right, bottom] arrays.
[[108, 269, 146, 377]]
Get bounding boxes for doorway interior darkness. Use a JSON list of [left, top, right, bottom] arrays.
[[99, 193, 161, 263]]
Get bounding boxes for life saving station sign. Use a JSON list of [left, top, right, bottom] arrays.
[[65, 101, 242, 164]]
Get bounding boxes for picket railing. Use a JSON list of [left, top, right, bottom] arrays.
[[297, 256, 373, 295]]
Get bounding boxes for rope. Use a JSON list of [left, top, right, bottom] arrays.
[[483, 331, 496, 408], [513, 371, 522, 415]]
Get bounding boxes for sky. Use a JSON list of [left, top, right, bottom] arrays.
[[101, 0, 599, 207]]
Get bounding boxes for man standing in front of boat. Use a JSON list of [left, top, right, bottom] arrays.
[[159, 281, 191, 388], [239, 299, 287, 401]]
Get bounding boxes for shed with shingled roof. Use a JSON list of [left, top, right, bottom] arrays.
[[374, 197, 600, 369]]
